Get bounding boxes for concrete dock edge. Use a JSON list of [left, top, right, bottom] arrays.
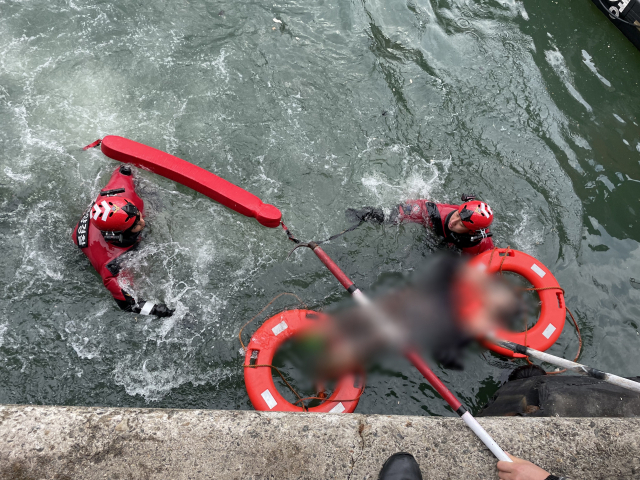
[[1, 405, 639, 479]]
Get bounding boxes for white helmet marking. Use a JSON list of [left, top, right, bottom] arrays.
[[92, 203, 102, 220], [479, 203, 488, 217], [100, 200, 110, 222]]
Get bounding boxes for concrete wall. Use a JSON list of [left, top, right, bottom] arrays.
[[1, 405, 639, 479]]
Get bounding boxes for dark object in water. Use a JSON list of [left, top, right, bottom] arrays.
[[591, 0, 640, 51], [479, 374, 640, 417], [219, 10, 224, 16], [508, 364, 547, 382]]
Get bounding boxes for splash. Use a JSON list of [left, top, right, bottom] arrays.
[[113, 355, 233, 402], [361, 151, 451, 206]]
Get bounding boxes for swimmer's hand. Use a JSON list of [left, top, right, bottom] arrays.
[[152, 304, 174, 317], [345, 207, 385, 224], [497, 453, 553, 480]]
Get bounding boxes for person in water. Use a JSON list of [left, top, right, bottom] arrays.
[[72, 164, 173, 317], [347, 194, 495, 255]]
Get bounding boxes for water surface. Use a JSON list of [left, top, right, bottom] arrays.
[[1, 0, 639, 415]]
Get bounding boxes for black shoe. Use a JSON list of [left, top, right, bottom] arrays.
[[378, 452, 423, 480]]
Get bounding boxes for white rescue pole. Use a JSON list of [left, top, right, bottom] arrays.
[[490, 337, 640, 394]]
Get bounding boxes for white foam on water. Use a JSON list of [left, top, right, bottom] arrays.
[[571, 134, 591, 151], [255, 155, 281, 195], [3, 167, 31, 182], [64, 308, 107, 360], [108, 190, 252, 349], [581, 50, 611, 87], [69, 336, 101, 360], [360, 153, 451, 206], [510, 211, 544, 253], [0, 324, 7, 348], [102, 207, 237, 401], [113, 355, 233, 402], [3, 200, 66, 301], [545, 47, 592, 113], [202, 48, 230, 82], [597, 174, 615, 192], [10, 105, 54, 171]]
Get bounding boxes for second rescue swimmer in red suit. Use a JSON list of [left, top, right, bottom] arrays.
[[347, 194, 495, 255], [72, 165, 173, 317]]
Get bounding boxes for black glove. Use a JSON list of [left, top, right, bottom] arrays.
[[345, 207, 385, 224], [151, 304, 174, 317]]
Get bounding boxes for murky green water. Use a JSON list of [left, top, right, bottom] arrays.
[[1, 0, 639, 415]]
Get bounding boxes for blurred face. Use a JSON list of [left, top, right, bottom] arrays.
[[130, 217, 145, 233], [448, 211, 471, 234]]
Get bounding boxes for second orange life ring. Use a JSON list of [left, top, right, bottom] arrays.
[[469, 248, 566, 358], [244, 309, 364, 413]]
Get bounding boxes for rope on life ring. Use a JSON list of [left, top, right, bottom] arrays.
[[469, 248, 567, 358], [243, 309, 365, 413]]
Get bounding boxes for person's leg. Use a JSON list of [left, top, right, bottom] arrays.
[[378, 452, 423, 480]]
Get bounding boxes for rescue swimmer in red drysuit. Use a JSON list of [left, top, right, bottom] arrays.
[[347, 194, 495, 255], [72, 165, 173, 317]]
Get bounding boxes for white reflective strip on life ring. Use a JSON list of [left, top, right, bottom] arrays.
[[100, 200, 110, 222], [531, 263, 546, 278], [140, 301, 154, 315], [329, 402, 345, 414], [542, 324, 556, 339], [271, 321, 288, 336], [92, 204, 101, 220], [261, 389, 277, 409]]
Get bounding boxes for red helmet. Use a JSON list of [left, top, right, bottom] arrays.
[[458, 200, 493, 230], [90, 197, 140, 232]]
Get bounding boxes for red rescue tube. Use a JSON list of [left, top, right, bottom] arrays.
[[468, 248, 566, 358], [309, 243, 355, 291], [100, 135, 281, 228], [244, 309, 364, 413]]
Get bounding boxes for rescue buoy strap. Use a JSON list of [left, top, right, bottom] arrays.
[[533, 306, 582, 375], [486, 246, 513, 276], [292, 389, 365, 406], [82, 139, 102, 150], [244, 363, 309, 410], [237, 292, 308, 353], [280, 219, 366, 250], [243, 363, 364, 411], [497, 305, 582, 375]]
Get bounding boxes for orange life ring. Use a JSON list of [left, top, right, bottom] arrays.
[[244, 309, 364, 413], [469, 248, 566, 358]]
